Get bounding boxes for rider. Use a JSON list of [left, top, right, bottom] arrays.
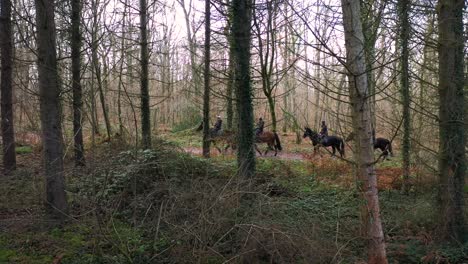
[[213, 115, 223, 135], [255, 117, 264, 137], [319, 120, 328, 140]]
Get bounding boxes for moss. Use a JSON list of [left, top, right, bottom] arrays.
[[15, 146, 33, 154]]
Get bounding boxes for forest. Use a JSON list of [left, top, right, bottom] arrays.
[[0, 0, 466, 263]]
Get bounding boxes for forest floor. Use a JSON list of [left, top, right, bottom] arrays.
[[0, 131, 466, 263]]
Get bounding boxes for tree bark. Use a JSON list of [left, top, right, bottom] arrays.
[[0, 0, 17, 173], [253, 1, 278, 132], [140, 0, 151, 149], [226, 4, 235, 131], [71, 0, 85, 166], [178, 0, 201, 97], [437, 0, 466, 243], [398, 0, 411, 193], [232, 0, 255, 177], [202, 0, 211, 158], [341, 0, 388, 262], [35, 0, 68, 219]]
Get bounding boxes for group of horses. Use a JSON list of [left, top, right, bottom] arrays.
[[200, 124, 393, 160], [206, 128, 283, 156], [302, 127, 393, 160]]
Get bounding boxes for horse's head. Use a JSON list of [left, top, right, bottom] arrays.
[[303, 127, 319, 145]]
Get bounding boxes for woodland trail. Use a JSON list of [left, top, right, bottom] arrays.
[[182, 146, 413, 191], [183, 146, 307, 160]]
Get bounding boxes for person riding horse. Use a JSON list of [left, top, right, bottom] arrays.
[[255, 117, 264, 137], [303, 126, 345, 157], [319, 121, 328, 141], [212, 116, 223, 136]]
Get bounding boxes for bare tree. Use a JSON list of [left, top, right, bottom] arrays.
[[341, 0, 388, 262], [437, 0, 466, 243], [232, 0, 255, 177], [71, 0, 85, 166], [397, 0, 411, 193], [35, 0, 68, 219], [0, 0, 17, 173], [202, 0, 211, 157], [140, 0, 151, 148]]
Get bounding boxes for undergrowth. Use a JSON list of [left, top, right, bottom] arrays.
[[0, 138, 465, 263]]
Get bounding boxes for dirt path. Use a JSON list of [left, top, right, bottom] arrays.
[[183, 146, 306, 161]]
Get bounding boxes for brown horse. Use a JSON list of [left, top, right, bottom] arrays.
[[208, 130, 236, 154], [255, 131, 282, 156]]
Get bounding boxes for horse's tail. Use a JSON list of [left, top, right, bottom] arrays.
[[340, 139, 345, 157], [274, 132, 282, 151]]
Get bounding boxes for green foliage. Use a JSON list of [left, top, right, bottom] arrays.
[[0, 249, 17, 263], [15, 146, 33, 154]]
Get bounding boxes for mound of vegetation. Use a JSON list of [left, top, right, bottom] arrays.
[[0, 139, 466, 263]]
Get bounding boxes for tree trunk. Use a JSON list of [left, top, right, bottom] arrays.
[[398, 0, 411, 193], [253, 1, 278, 132], [35, 0, 68, 219], [0, 0, 17, 173], [202, 0, 211, 158], [437, 0, 466, 243], [71, 0, 85, 166], [178, 0, 201, 97], [226, 7, 235, 131], [140, 0, 151, 148], [232, 0, 255, 177], [341, 0, 388, 262], [91, 19, 111, 140]]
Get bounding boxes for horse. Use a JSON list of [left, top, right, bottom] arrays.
[[346, 132, 393, 160], [255, 131, 282, 156], [196, 121, 236, 154], [303, 127, 345, 158]]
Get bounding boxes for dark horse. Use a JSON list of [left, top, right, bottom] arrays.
[[346, 132, 393, 160], [303, 127, 345, 158], [255, 131, 283, 156]]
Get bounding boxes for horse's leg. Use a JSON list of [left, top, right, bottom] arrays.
[[331, 146, 336, 157], [254, 144, 262, 156], [224, 144, 230, 155], [266, 143, 274, 156], [212, 141, 222, 154], [315, 146, 323, 157]]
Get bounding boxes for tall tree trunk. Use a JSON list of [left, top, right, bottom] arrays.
[[341, 0, 388, 262], [0, 0, 17, 173], [226, 53, 235, 130], [226, 6, 235, 131], [117, 0, 128, 137], [437, 0, 466, 243], [361, 0, 385, 130], [35, 0, 68, 219], [91, 16, 112, 141], [253, 1, 278, 132], [398, 0, 411, 193], [232, 0, 255, 177], [71, 0, 85, 166], [202, 0, 211, 158], [140, 0, 151, 148], [313, 46, 321, 128], [178, 0, 201, 97]]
